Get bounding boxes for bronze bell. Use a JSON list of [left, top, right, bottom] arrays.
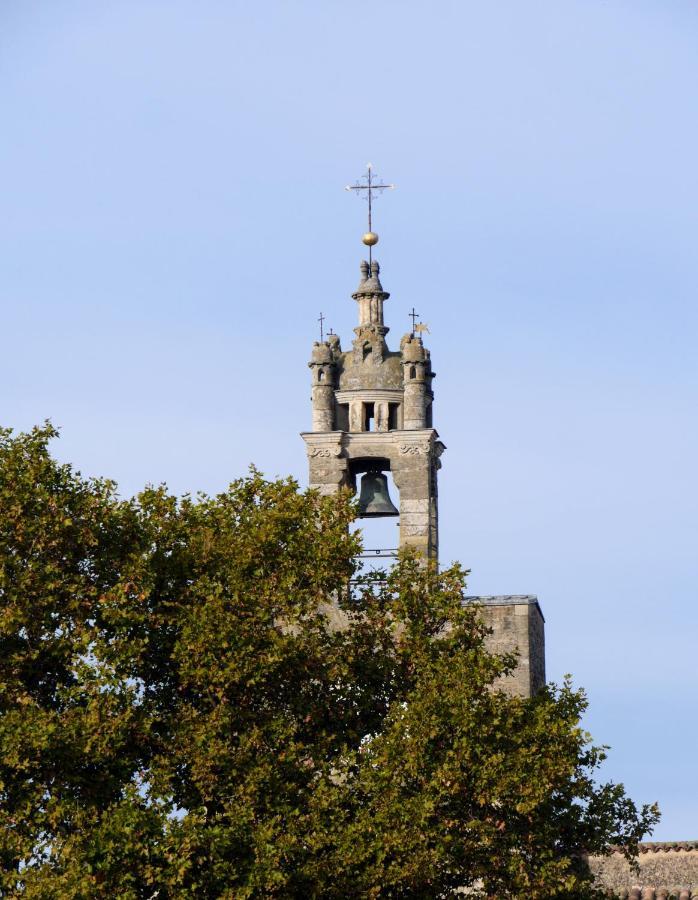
[[357, 470, 399, 518]]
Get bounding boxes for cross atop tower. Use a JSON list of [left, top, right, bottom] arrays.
[[345, 163, 395, 262]]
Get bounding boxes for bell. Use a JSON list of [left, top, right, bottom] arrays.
[[357, 470, 399, 518]]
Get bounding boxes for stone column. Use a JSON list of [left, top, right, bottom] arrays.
[[392, 434, 442, 560], [302, 434, 350, 496], [349, 400, 363, 433], [375, 400, 390, 432]]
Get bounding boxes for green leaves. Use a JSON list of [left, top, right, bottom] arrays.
[[0, 426, 658, 897]]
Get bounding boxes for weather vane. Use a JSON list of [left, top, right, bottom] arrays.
[[345, 163, 395, 262], [409, 306, 430, 338]]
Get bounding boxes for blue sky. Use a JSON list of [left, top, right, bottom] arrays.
[[2, 1, 697, 839]]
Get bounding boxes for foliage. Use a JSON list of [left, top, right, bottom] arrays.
[[0, 425, 658, 898]]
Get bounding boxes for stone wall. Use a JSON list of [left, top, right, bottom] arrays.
[[465, 596, 546, 698], [589, 843, 698, 898]]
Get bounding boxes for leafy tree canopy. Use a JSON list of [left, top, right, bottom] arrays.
[[0, 425, 657, 898]]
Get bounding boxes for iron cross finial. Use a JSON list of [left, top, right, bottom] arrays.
[[318, 311, 325, 342], [345, 163, 395, 262], [409, 307, 420, 335]]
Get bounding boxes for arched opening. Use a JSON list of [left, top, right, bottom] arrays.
[[409, 365, 416, 379], [318, 369, 325, 382]]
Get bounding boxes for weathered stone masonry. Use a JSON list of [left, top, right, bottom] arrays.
[[302, 260, 442, 560], [589, 842, 698, 898], [301, 258, 546, 698]]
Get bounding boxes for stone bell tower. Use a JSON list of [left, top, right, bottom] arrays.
[[301, 256, 444, 560], [299, 166, 546, 701]]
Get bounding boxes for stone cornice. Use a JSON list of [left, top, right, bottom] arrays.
[[300, 429, 446, 460], [300, 432, 344, 458], [343, 428, 442, 453], [464, 594, 545, 623], [334, 389, 404, 403]]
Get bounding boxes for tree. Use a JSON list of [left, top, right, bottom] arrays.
[[0, 425, 658, 898]]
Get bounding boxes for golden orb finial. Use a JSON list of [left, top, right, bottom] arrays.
[[362, 231, 379, 247]]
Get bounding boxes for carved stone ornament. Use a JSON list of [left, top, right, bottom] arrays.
[[308, 446, 340, 458], [399, 443, 430, 456]]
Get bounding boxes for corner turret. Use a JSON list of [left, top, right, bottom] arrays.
[[400, 332, 434, 429], [308, 334, 341, 432]]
